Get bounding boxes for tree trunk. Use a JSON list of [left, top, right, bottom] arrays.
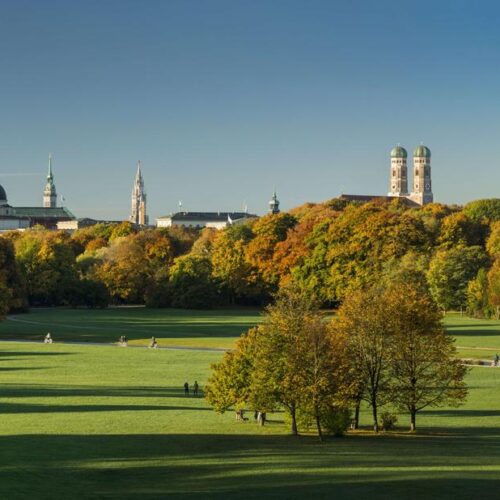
[[410, 408, 416, 432], [372, 403, 379, 433], [354, 400, 361, 429], [315, 414, 323, 442], [290, 406, 298, 436]]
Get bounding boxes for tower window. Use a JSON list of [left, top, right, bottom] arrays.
[[415, 169, 419, 176]]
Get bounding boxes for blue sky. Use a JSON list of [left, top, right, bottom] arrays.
[[0, 0, 499, 220]]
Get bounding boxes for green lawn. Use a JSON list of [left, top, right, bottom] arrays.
[[0, 307, 262, 349], [1, 309, 500, 498], [446, 313, 500, 361]]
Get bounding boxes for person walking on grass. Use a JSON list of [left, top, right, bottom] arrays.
[[193, 381, 199, 396], [184, 382, 189, 396], [149, 337, 158, 349], [44, 333, 52, 344], [494, 354, 499, 367]]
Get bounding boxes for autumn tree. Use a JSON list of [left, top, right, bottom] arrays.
[[386, 284, 468, 431], [333, 287, 393, 432], [463, 198, 500, 223], [14, 229, 79, 306], [427, 246, 489, 312], [211, 224, 262, 304], [467, 268, 491, 318], [293, 319, 353, 439], [169, 254, 218, 309], [488, 259, 500, 319], [250, 284, 318, 435], [205, 327, 262, 414], [437, 212, 488, 249]]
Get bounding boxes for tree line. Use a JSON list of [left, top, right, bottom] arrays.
[[205, 283, 467, 438], [0, 197, 498, 318]]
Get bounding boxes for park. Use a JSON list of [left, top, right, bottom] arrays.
[[0, 307, 500, 499]]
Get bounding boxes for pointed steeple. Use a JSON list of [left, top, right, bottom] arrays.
[[130, 161, 148, 226], [47, 153, 53, 180], [43, 153, 57, 208]]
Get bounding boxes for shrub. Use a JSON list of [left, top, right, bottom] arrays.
[[321, 407, 351, 436], [380, 411, 398, 431]]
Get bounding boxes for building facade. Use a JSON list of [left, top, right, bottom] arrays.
[[389, 144, 433, 205], [130, 161, 148, 226], [0, 155, 76, 231], [156, 211, 257, 230], [341, 144, 433, 207]]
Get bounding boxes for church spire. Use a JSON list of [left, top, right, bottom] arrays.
[[47, 153, 53, 180], [130, 161, 148, 226], [43, 153, 57, 208]]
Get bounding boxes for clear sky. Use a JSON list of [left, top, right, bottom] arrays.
[[0, 0, 499, 220]]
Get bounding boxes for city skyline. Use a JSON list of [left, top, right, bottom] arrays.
[[1, 0, 499, 220]]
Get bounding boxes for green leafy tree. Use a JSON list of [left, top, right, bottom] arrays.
[[437, 212, 489, 249], [488, 259, 500, 319], [427, 246, 489, 312], [467, 269, 490, 318], [333, 287, 393, 432], [169, 254, 218, 309], [463, 198, 500, 223], [386, 284, 468, 431]]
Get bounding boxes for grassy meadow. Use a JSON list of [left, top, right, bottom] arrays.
[[0, 308, 500, 498]]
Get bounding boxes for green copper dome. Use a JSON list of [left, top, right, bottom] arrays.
[[414, 145, 431, 158], [390, 146, 408, 158]]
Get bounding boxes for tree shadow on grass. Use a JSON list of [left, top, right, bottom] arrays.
[[0, 403, 211, 414], [0, 384, 202, 399], [451, 330, 500, 338], [0, 351, 74, 357], [1, 433, 500, 499], [423, 409, 500, 418]]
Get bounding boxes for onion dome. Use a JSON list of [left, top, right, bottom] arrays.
[[414, 145, 431, 158], [390, 145, 408, 158], [0, 185, 7, 205]]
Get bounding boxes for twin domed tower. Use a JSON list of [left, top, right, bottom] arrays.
[[389, 145, 433, 206]]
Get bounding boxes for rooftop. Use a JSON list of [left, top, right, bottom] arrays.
[[14, 207, 76, 219], [158, 211, 257, 222]]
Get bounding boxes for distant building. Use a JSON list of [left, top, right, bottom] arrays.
[[340, 144, 433, 206], [0, 184, 30, 231], [130, 161, 148, 226], [0, 155, 75, 231], [57, 218, 125, 232], [156, 211, 257, 230], [269, 190, 280, 214]]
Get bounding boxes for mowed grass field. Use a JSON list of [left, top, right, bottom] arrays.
[[0, 308, 499, 499], [0, 307, 263, 349]]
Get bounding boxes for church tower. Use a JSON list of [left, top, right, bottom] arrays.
[[388, 145, 408, 197], [43, 154, 57, 208], [269, 189, 280, 214], [409, 145, 433, 205], [130, 161, 148, 226]]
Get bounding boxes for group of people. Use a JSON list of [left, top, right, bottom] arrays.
[[184, 381, 199, 396], [45, 333, 161, 349], [235, 409, 267, 425]]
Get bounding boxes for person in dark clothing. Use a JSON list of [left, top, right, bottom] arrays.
[[184, 382, 189, 395], [193, 381, 199, 396]]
